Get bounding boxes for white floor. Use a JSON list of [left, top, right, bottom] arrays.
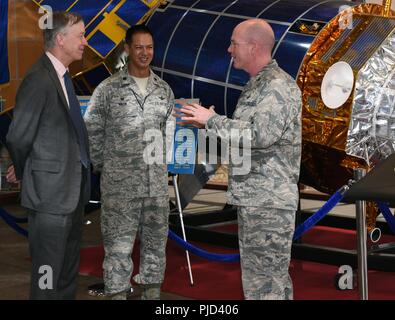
[[170, 185, 389, 223]]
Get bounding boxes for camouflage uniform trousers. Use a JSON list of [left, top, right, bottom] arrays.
[[100, 195, 169, 295], [237, 206, 295, 300]]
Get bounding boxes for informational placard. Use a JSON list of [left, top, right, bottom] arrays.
[[167, 99, 199, 175], [77, 96, 91, 117]]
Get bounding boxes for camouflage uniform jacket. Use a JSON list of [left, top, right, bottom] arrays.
[[84, 67, 174, 198], [206, 60, 301, 210]]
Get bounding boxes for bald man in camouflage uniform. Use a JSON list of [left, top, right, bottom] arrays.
[[178, 19, 301, 300], [84, 25, 174, 300]]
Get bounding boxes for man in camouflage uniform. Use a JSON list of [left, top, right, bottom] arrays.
[[84, 25, 174, 300], [178, 19, 301, 300]]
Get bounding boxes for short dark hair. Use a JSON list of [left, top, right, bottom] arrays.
[[43, 11, 83, 50], [125, 24, 153, 45]]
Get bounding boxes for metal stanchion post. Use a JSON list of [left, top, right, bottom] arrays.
[[354, 168, 368, 300], [173, 174, 194, 286]]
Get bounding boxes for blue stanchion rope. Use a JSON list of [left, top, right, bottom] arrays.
[[0, 205, 240, 262], [168, 229, 240, 262], [0, 184, 354, 263], [293, 185, 348, 241], [377, 202, 395, 234], [0, 207, 28, 237]]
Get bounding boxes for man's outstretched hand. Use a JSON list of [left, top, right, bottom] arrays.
[[174, 102, 216, 128]]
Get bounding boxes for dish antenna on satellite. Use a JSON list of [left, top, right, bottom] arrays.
[[321, 61, 354, 109]]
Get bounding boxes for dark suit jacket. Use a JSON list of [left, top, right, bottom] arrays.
[[6, 54, 90, 214]]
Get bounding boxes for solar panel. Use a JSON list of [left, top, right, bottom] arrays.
[[33, 0, 157, 58]]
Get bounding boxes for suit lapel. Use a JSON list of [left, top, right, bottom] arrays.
[[40, 55, 90, 148], [40, 54, 70, 111]]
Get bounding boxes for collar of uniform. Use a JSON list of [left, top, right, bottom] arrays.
[[255, 59, 278, 80], [120, 67, 157, 94], [246, 59, 278, 90]]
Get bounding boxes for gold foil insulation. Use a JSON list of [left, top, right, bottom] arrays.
[[298, 3, 395, 193], [298, 3, 395, 231]]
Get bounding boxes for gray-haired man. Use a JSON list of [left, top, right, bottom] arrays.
[[7, 11, 90, 299]]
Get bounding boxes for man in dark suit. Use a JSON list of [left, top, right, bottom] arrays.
[[6, 11, 90, 299]]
